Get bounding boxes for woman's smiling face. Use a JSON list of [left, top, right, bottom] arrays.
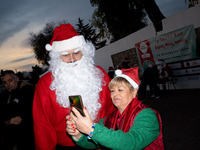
[[110, 82, 135, 114]]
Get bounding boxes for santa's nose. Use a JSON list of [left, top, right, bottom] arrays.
[[69, 53, 76, 63]]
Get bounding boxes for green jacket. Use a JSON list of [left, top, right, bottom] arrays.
[[73, 108, 159, 150]]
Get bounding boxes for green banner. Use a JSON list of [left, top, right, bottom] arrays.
[[136, 24, 197, 71], [152, 24, 197, 63]]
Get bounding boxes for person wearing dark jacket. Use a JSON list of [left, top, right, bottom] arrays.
[[0, 70, 35, 150], [138, 63, 160, 101], [108, 66, 115, 79]]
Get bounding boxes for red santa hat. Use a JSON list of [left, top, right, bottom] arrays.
[[115, 67, 139, 89], [45, 24, 86, 52]]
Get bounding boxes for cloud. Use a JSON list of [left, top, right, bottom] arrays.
[[156, 0, 188, 17], [0, 0, 95, 47], [0, 0, 34, 46], [10, 55, 35, 63], [0, 21, 29, 46]]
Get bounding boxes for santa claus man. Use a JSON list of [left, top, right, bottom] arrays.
[[32, 24, 115, 150]]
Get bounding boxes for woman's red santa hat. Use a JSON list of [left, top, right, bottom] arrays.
[[45, 24, 86, 52], [115, 67, 139, 89]]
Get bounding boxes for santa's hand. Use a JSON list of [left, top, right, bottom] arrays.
[[70, 107, 94, 136]]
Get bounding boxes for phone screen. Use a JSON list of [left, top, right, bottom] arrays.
[[69, 95, 85, 116]]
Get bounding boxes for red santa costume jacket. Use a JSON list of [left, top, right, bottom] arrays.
[[33, 66, 115, 150]]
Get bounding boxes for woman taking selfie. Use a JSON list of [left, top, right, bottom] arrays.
[[66, 67, 164, 150]]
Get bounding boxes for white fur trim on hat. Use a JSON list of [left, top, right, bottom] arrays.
[[115, 69, 139, 89], [45, 44, 52, 51], [115, 70, 122, 76], [46, 35, 86, 51]]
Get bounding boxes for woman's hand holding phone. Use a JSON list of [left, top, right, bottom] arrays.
[[70, 107, 94, 136]]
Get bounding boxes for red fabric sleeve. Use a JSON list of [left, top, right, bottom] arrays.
[[95, 66, 116, 122], [33, 74, 57, 150], [33, 73, 76, 150]]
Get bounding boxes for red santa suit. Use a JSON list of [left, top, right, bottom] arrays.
[[33, 66, 115, 149]]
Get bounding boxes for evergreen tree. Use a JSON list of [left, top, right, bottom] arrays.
[[76, 18, 106, 49]]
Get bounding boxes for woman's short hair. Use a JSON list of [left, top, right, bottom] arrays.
[[109, 77, 134, 91]]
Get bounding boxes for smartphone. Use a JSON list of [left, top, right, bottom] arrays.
[[69, 95, 85, 117]]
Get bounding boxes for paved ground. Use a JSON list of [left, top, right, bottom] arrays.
[[143, 89, 200, 150]]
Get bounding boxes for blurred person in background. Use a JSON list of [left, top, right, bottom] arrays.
[[138, 63, 160, 101], [156, 59, 172, 94], [0, 70, 35, 150], [107, 66, 115, 79]]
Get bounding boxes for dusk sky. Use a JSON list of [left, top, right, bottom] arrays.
[[0, 0, 188, 72]]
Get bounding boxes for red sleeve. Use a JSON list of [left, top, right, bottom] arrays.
[[96, 66, 116, 121], [33, 73, 57, 150]]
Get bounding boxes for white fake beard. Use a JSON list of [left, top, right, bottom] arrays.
[[49, 55, 103, 120]]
